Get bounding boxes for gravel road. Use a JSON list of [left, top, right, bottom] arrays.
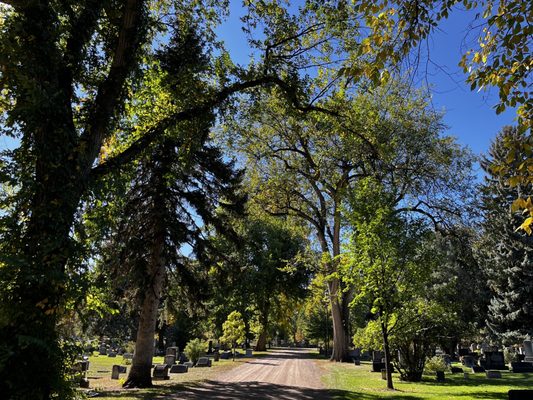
[[174, 348, 333, 399]]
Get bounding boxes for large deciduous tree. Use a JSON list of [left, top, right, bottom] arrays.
[[0, 2, 298, 397], [228, 81, 473, 361], [210, 212, 310, 352]]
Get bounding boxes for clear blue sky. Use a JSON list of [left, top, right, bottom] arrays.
[[216, 2, 519, 161]]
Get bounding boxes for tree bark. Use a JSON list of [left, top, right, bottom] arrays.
[[255, 330, 268, 351], [123, 226, 166, 387], [380, 317, 394, 390]]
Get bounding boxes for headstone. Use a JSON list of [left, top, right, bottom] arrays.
[[510, 361, 533, 373], [166, 347, 179, 357], [111, 365, 122, 379], [178, 352, 188, 363], [208, 340, 213, 354], [99, 345, 107, 356], [122, 353, 133, 361], [348, 349, 361, 359], [458, 348, 469, 357], [79, 378, 90, 388], [372, 351, 384, 362], [353, 359, 361, 366], [451, 367, 463, 373], [183, 361, 194, 368], [372, 362, 386, 372], [381, 369, 387, 380], [471, 365, 486, 373], [462, 355, 475, 368], [486, 370, 502, 379], [509, 390, 533, 400], [73, 360, 90, 372], [463, 372, 469, 379], [213, 351, 220, 362], [220, 351, 231, 360], [107, 351, 117, 358], [170, 364, 188, 373], [523, 340, 533, 362], [436, 371, 445, 382], [196, 357, 211, 367], [164, 354, 176, 365], [152, 364, 170, 380], [245, 349, 253, 357], [484, 351, 507, 370]]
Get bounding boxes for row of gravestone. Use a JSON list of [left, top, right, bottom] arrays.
[[111, 358, 212, 380]]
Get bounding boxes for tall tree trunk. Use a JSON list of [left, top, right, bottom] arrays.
[[255, 309, 269, 351], [380, 317, 394, 390], [123, 229, 166, 388], [329, 281, 348, 361], [328, 208, 351, 362]]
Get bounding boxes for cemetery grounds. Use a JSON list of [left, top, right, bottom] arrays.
[[84, 349, 533, 399]]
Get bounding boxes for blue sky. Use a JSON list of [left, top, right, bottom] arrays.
[[1, 3, 519, 165], [216, 2, 519, 162]]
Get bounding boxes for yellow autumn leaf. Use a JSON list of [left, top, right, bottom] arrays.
[[517, 217, 533, 235], [511, 198, 527, 212]]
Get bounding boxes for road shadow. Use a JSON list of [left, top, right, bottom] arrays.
[[95, 380, 423, 399]]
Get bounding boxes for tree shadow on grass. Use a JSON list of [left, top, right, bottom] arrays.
[[415, 374, 533, 399], [95, 380, 423, 400]]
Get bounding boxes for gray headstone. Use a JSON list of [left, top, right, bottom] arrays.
[[111, 365, 121, 379], [166, 347, 179, 357], [484, 351, 506, 369], [372, 351, 384, 362], [436, 371, 445, 382], [178, 352, 188, 363], [164, 354, 176, 365], [152, 364, 170, 380], [245, 349, 253, 357], [509, 390, 533, 400], [196, 357, 211, 367], [220, 351, 231, 360], [511, 361, 533, 373], [471, 365, 485, 373], [170, 364, 188, 373], [99, 345, 107, 356], [183, 361, 194, 368], [523, 340, 533, 356], [372, 362, 385, 372], [486, 370, 502, 378], [462, 355, 475, 368], [107, 351, 117, 358], [122, 352, 133, 360]]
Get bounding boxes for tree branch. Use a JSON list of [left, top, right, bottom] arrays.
[[78, 0, 146, 176]]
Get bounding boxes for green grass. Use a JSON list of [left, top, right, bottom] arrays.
[[321, 361, 533, 400], [81, 351, 269, 399]]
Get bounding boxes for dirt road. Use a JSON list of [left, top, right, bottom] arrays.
[[175, 348, 333, 399]]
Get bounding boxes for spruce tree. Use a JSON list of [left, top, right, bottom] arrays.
[[476, 126, 533, 342]]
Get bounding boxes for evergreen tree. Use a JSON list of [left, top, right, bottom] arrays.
[[476, 126, 533, 343]]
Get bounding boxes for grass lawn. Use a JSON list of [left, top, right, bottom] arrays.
[[320, 360, 533, 400], [80, 351, 269, 400]]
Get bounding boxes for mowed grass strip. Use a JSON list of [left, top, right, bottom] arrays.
[[81, 351, 270, 399], [319, 360, 533, 400]]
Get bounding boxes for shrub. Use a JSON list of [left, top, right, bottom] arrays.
[[184, 338, 207, 365], [424, 355, 448, 374]]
